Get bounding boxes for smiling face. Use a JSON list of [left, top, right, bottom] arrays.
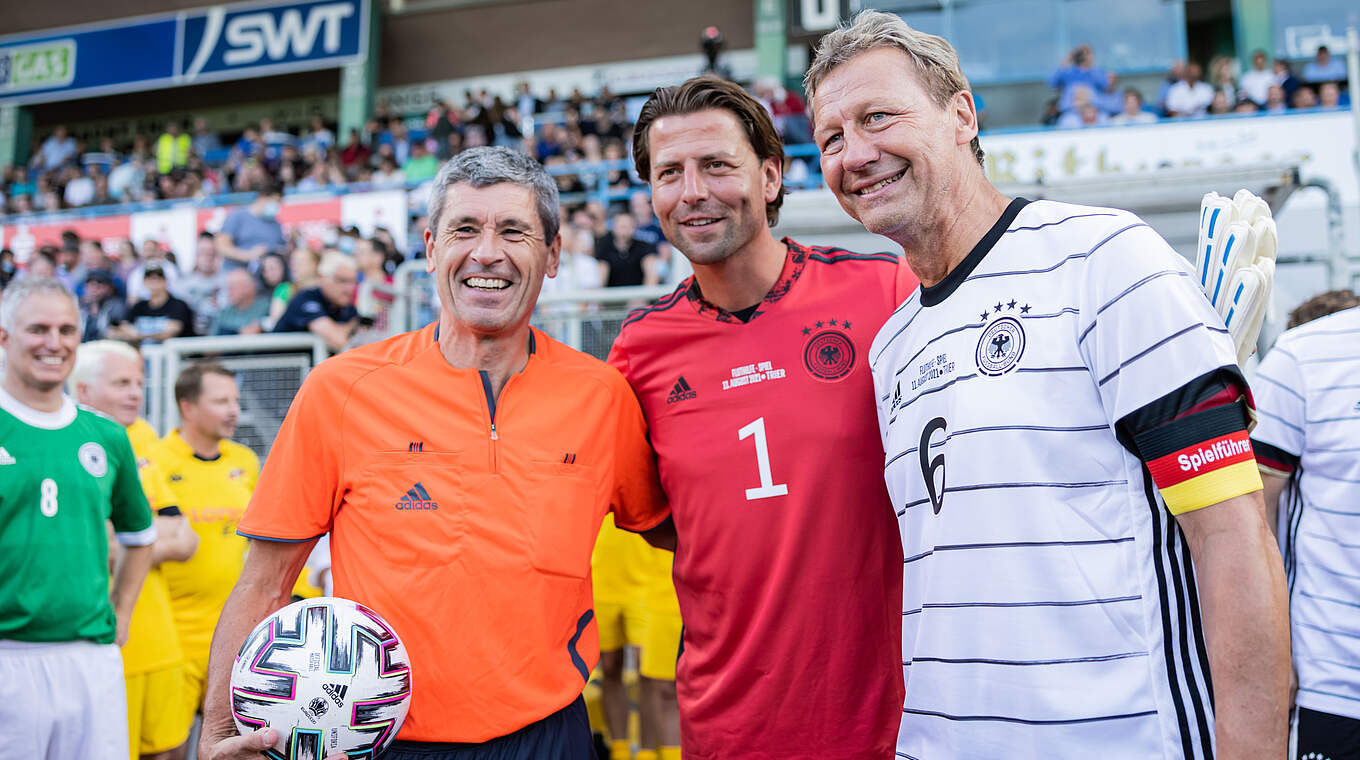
[[0, 291, 81, 399], [646, 109, 781, 267], [424, 182, 560, 338], [812, 47, 977, 244], [80, 352, 144, 427]]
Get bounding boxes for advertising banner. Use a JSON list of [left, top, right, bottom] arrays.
[[0, 0, 368, 106]]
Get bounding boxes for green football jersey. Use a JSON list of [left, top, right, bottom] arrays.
[[0, 391, 154, 644]]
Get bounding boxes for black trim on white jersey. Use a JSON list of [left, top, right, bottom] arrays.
[[919, 198, 1029, 306], [1141, 467, 1216, 759]]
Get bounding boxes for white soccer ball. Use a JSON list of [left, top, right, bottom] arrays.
[[230, 596, 413, 760]]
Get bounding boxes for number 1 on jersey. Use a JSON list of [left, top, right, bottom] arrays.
[[738, 417, 789, 500]]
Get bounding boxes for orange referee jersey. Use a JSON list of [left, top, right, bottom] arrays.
[[237, 323, 669, 743]]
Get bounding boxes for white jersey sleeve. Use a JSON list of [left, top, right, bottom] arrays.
[[1075, 218, 1240, 428], [1251, 342, 1307, 460]]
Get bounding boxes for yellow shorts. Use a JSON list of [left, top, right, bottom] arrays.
[[596, 599, 647, 653], [126, 663, 192, 755], [639, 608, 682, 681], [178, 655, 209, 729]]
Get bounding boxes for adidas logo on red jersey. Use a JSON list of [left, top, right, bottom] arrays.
[[667, 376, 697, 404]]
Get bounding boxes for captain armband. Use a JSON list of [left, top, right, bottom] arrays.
[[1133, 403, 1263, 515]]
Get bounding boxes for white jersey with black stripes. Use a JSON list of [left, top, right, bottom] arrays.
[[871, 199, 1238, 759], [1251, 305, 1360, 722]]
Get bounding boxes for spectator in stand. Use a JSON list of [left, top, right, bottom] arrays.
[[271, 251, 358, 351], [112, 263, 195, 343], [35, 125, 78, 171], [0, 249, 15, 290], [1240, 50, 1274, 106], [124, 239, 183, 306], [1165, 62, 1215, 117], [90, 174, 113, 206], [1057, 85, 1108, 128], [595, 212, 659, 288], [270, 248, 319, 327], [1156, 59, 1185, 116], [1265, 84, 1288, 112], [1303, 45, 1346, 83], [180, 232, 229, 334], [64, 166, 97, 207], [387, 119, 412, 165], [79, 270, 128, 342], [1209, 56, 1238, 105], [157, 121, 190, 175], [1319, 81, 1345, 108], [402, 141, 440, 183], [55, 231, 83, 291], [218, 182, 285, 270], [340, 129, 370, 172], [1048, 44, 1109, 114], [1209, 90, 1232, 115], [256, 252, 289, 326], [74, 240, 124, 299], [1233, 98, 1260, 114], [192, 118, 222, 159], [82, 137, 120, 176], [1292, 85, 1318, 109], [23, 249, 58, 280], [427, 100, 459, 158], [108, 146, 147, 202], [1273, 58, 1302, 102], [303, 115, 334, 156], [354, 238, 395, 332], [211, 269, 270, 336], [371, 155, 406, 189]]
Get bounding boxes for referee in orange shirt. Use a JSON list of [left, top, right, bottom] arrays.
[[198, 146, 670, 760]]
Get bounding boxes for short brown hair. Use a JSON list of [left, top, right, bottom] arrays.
[[632, 76, 786, 226], [1287, 289, 1360, 329], [174, 360, 235, 406], [804, 10, 984, 167]]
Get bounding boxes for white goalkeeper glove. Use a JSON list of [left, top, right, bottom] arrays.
[[1195, 189, 1278, 367]]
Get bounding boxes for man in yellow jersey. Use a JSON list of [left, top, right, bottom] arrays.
[[70, 340, 200, 760], [591, 516, 681, 760], [151, 360, 258, 745]]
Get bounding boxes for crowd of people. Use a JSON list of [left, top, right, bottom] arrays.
[[0, 81, 815, 221], [1046, 43, 1350, 127]]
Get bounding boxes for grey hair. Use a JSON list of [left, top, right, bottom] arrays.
[[0, 277, 80, 335], [427, 146, 561, 242], [318, 250, 358, 279], [804, 9, 984, 166], [69, 339, 141, 394]]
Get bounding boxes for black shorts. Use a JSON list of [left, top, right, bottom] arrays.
[[1295, 706, 1360, 760], [383, 696, 593, 760]]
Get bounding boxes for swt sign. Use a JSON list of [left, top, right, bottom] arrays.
[[0, 0, 368, 105]]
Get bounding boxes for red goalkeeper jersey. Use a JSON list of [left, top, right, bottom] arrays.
[[608, 239, 917, 759]]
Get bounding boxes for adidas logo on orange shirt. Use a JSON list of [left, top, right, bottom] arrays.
[[667, 376, 696, 404], [395, 482, 438, 510]]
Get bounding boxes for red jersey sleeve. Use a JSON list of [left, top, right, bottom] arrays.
[[894, 254, 921, 304], [238, 362, 349, 541]]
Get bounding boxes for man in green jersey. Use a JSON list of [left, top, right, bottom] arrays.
[[0, 277, 156, 759]]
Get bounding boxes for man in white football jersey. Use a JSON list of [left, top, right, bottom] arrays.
[[805, 10, 1289, 759], [1252, 298, 1360, 760]]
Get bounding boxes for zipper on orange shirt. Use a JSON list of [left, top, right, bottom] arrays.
[[478, 369, 499, 471]]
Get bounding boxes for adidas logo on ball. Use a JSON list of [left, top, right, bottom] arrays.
[[323, 683, 348, 708]]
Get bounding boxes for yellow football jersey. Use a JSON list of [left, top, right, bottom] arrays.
[[122, 419, 184, 676], [152, 430, 259, 664]]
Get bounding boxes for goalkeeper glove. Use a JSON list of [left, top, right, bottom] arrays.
[[1195, 189, 1278, 366]]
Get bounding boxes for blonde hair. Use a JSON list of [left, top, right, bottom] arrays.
[[804, 9, 983, 165]]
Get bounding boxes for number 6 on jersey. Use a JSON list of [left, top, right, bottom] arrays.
[[738, 417, 789, 500]]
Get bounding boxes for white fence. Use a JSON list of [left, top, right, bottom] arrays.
[[142, 333, 329, 459]]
